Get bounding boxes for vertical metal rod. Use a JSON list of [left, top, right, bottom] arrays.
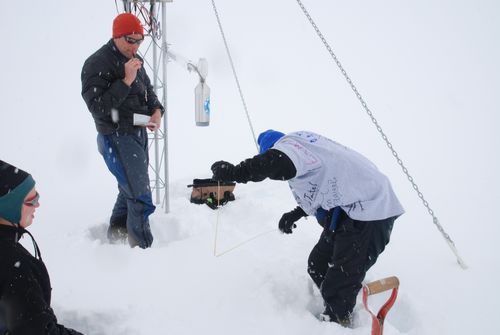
[[162, 1, 170, 213], [151, 3, 161, 205], [122, 0, 171, 212]]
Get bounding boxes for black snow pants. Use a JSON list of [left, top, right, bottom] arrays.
[[307, 208, 395, 321]]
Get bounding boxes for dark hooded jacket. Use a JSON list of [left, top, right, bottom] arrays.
[[0, 225, 82, 335], [81, 39, 164, 135]]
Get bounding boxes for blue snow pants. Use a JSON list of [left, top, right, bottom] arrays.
[[97, 128, 155, 248]]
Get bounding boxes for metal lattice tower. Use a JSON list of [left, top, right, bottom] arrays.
[[121, 0, 172, 213]]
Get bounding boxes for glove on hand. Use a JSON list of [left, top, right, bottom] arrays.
[[211, 161, 235, 181], [279, 206, 306, 234]]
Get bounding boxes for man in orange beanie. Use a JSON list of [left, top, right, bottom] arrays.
[[112, 12, 144, 38], [81, 13, 164, 249]]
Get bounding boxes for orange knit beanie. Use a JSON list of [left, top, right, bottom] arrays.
[[112, 13, 144, 38]]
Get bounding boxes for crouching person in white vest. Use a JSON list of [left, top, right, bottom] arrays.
[[210, 130, 404, 327]]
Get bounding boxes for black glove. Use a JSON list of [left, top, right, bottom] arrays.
[[278, 206, 307, 234], [211, 161, 235, 181]]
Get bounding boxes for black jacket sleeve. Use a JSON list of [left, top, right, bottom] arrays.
[[232, 149, 297, 183], [81, 56, 131, 119], [289, 206, 307, 218], [1, 261, 83, 335]]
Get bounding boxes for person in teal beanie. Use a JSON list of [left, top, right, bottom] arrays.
[[0, 160, 83, 335], [0, 162, 36, 226]]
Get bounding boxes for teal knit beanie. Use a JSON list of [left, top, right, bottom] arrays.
[[0, 160, 36, 224]]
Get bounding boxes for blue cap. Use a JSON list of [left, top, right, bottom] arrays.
[[257, 129, 285, 154]]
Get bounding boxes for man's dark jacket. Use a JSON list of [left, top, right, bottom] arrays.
[[81, 39, 164, 135], [0, 225, 82, 335]]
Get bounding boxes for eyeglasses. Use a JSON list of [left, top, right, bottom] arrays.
[[24, 192, 40, 207], [123, 36, 144, 45]]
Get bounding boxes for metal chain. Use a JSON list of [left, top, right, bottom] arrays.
[[295, 0, 466, 269], [210, 0, 259, 152]]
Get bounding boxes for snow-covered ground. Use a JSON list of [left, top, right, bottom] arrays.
[[2, 0, 499, 334]]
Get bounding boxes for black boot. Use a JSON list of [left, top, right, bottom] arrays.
[[107, 216, 128, 243], [319, 308, 353, 328]]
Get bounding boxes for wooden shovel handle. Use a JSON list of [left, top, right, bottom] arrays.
[[365, 276, 399, 295]]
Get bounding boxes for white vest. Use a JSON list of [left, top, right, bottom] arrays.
[[273, 131, 405, 221]]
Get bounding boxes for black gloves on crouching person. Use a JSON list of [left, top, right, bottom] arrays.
[[211, 161, 236, 182], [211, 157, 306, 234], [211, 150, 297, 184], [211, 159, 260, 183], [279, 206, 307, 234]]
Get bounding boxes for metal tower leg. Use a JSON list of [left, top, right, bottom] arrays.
[[121, 0, 172, 213]]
